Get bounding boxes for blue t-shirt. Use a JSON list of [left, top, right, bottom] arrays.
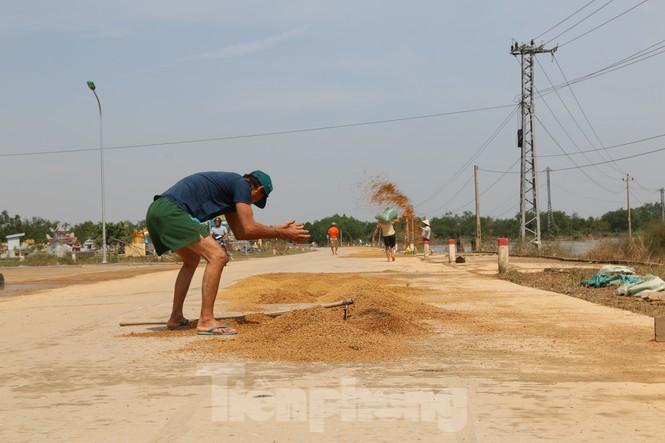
[[160, 172, 251, 222]]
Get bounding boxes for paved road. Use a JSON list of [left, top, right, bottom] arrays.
[[1, 248, 664, 442]]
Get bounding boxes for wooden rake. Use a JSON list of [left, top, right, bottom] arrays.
[[118, 298, 354, 326]]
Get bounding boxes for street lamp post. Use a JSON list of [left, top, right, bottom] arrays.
[[87, 80, 108, 264]]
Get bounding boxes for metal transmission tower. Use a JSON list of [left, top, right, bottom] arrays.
[[511, 41, 557, 248]]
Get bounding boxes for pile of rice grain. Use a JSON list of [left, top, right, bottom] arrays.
[[188, 275, 450, 362], [127, 273, 456, 362]]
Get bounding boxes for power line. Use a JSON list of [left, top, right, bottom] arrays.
[[477, 168, 519, 174], [533, 0, 599, 41], [0, 104, 514, 158], [550, 55, 624, 175], [535, 115, 620, 192], [549, 144, 665, 171], [449, 157, 521, 215], [544, 0, 615, 46], [535, 38, 665, 97], [479, 158, 520, 199], [539, 131, 665, 158], [600, 38, 665, 72], [414, 105, 519, 211], [632, 180, 660, 194], [551, 181, 620, 204], [478, 132, 665, 174], [492, 199, 520, 219], [557, 0, 650, 48], [428, 172, 475, 215], [535, 57, 618, 181]]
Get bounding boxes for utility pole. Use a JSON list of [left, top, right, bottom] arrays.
[[624, 174, 633, 244], [660, 188, 664, 224], [474, 165, 481, 252], [546, 166, 553, 236], [511, 40, 557, 248]]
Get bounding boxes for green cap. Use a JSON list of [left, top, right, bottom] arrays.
[[251, 170, 273, 208]]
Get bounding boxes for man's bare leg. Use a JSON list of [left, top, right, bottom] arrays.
[[177, 236, 233, 333], [168, 248, 200, 328]]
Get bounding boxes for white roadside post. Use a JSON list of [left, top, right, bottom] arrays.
[[448, 239, 456, 263], [498, 238, 509, 273]]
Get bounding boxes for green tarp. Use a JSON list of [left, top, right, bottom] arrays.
[[580, 273, 643, 288]]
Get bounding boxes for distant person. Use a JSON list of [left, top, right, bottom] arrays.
[[210, 217, 231, 261], [327, 222, 340, 255], [421, 218, 432, 258], [210, 217, 228, 240], [372, 216, 399, 262], [146, 170, 309, 336]]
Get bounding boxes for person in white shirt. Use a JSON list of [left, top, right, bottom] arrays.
[[421, 219, 432, 258]]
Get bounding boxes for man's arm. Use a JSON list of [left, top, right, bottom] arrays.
[[371, 224, 380, 242], [225, 202, 309, 242]]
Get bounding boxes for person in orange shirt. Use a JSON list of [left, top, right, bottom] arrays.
[[327, 222, 340, 255]]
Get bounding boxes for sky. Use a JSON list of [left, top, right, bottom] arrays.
[[2, 0, 665, 227]]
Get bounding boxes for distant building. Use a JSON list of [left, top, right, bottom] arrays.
[[46, 227, 77, 247], [6, 233, 25, 258], [45, 227, 77, 257]]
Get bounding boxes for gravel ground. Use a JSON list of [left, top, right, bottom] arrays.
[[497, 263, 665, 317]]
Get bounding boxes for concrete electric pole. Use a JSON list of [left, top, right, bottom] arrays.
[[624, 174, 633, 244], [474, 165, 481, 251], [511, 40, 557, 248], [546, 166, 553, 236], [660, 188, 664, 224]]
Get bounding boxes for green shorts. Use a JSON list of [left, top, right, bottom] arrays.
[[146, 196, 210, 256]]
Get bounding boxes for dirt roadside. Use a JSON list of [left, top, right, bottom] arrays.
[[499, 257, 665, 317], [1, 248, 664, 442], [0, 262, 181, 296]]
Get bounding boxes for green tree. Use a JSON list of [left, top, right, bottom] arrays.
[[73, 221, 101, 245], [600, 209, 629, 233], [24, 217, 57, 244], [72, 219, 141, 251], [304, 214, 375, 245], [0, 210, 60, 245]]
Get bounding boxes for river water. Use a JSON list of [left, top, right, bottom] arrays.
[[426, 239, 607, 255]]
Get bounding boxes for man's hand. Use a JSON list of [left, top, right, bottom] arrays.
[[227, 206, 309, 242], [278, 220, 310, 242], [274, 220, 296, 229]]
